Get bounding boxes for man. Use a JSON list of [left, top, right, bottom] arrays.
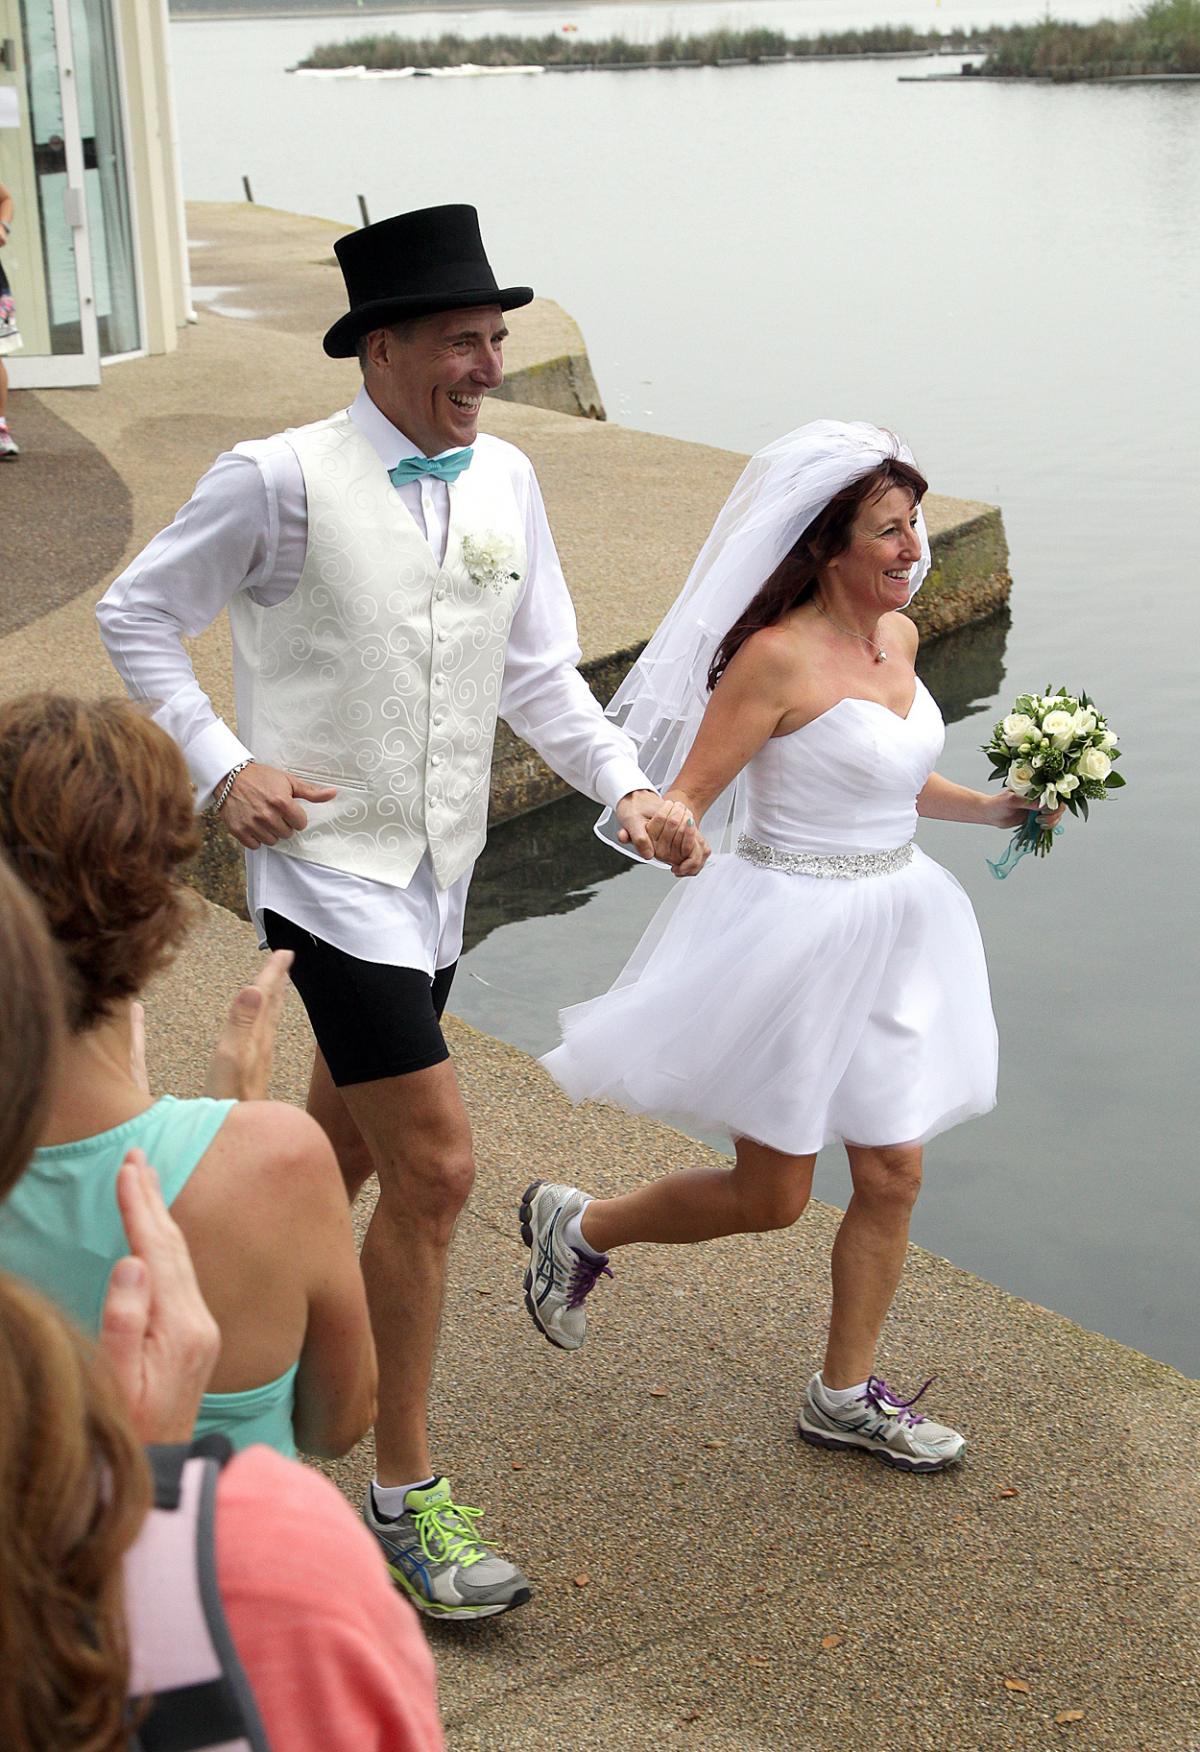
[[98, 204, 703, 1620]]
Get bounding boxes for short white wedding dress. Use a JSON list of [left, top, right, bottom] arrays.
[[541, 678, 998, 1155]]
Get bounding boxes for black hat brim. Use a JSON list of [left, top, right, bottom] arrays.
[[323, 286, 535, 358]]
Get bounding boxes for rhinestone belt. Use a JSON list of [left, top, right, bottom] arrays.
[[736, 834, 914, 879]]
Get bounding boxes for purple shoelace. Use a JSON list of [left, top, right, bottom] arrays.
[[565, 1249, 613, 1308], [863, 1374, 935, 1428]]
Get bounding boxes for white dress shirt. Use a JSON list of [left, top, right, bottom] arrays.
[[98, 388, 649, 972]]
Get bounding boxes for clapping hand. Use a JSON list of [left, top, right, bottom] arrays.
[[204, 948, 293, 1102], [100, 1150, 220, 1444]]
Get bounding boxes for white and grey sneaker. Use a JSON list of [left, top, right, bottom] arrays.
[[363, 1477, 532, 1619], [519, 1178, 611, 1351], [797, 1373, 965, 1473]]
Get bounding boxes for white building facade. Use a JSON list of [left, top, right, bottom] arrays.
[[0, 0, 188, 387]]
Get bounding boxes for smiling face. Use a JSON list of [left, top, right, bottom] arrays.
[[820, 484, 923, 614], [361, 304, 508, 456]]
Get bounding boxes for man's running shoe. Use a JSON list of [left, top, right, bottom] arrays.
[[363, 1477, 532, 1619], [519, 1178, 611, 1351], [797, 1373, 965, 1473], [0, 425, 18, 458]]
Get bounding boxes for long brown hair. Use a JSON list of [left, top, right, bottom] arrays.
[[0, 1274, 150, 1751], [0, 695, 200, 1032], [707, 458, 929, 690], [0, 855, 66, 1201]]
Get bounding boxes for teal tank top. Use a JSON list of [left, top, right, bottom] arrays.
[[0, 1095, 298, 1458]]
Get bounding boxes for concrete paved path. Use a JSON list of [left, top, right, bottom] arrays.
[[142, 903, 1199, 1752]]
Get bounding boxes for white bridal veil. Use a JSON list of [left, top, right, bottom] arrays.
[[597, 419, 932, 859]]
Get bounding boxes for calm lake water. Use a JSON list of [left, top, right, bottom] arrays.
[[172, 8, 1199, 1374]]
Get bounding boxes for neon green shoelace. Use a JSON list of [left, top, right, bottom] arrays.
[[412, 1497, 489, 1568]]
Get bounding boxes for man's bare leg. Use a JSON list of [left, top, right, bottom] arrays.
[[307, 1046, 473, 1485]]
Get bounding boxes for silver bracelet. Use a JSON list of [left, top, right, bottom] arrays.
[[211, 758, 253, 815]]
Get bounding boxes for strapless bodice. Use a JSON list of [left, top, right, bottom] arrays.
[[742, 677, 944, 855]]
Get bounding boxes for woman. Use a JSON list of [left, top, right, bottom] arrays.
[[0, 693, 376, 1459], [0, 178, 20, 458], [0, 859, 443, 1751], [520, 421, 1061, 1472]]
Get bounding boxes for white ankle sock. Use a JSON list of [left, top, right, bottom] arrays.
[[372, 1475, 436, 1518], [563, 1201, 604, 1260], [816, 1374, 868, 1408]]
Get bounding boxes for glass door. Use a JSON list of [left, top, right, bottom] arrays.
[[0, 0, 99, 386]]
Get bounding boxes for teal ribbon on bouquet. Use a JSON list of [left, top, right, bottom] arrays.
[[986, 812, 1064, 880]]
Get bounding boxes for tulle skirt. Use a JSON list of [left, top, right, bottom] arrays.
[[541, 847, 998, 1156]]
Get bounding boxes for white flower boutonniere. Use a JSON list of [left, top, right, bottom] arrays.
[[460, 532, 522, 595]]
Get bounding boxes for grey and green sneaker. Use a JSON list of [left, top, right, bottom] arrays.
[[797, 1373, 965, 1473], [363, 1478, 531, 1618], [519, 1179, 612, 1351]]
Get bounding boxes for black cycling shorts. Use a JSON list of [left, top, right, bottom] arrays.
[[262, 911, 457, 1087]]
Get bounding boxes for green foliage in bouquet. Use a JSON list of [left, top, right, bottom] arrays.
[[982, 686, 1123, 858]]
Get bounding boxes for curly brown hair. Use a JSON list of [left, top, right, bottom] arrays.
[[707, 458, 929, 691], [0, 695, 200, 1032], [0, 857, 66, 1200], [0, 1273, 150, 1751]]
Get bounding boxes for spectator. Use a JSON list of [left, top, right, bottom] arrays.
[[0, 858, 443, 1749], [0, 694, 376, 1458], [0, 178, 19, 458]]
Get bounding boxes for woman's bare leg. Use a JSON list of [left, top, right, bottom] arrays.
[[580, 1137, 817, 1252], [821, 1142, 923, 1388]]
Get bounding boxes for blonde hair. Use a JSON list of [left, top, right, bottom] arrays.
[[0, 1274, 150, 1750]]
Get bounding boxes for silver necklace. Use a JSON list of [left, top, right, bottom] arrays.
[[812, 599, 887, 662]]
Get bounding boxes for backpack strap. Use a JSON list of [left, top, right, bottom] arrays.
[[126, 1441, 271, 1752]]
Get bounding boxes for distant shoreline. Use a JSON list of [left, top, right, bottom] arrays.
[[170, 1, 767, 18]]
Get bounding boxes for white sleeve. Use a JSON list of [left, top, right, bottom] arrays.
[[499, 463, 651, 809], [97, 449, 297, 806]]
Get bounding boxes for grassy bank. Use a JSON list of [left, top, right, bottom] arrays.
[[982, 0, 1199, 74], [299, 25, 979, 70], [296, 0, 1200, 74]]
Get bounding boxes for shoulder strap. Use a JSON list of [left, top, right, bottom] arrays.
[[127, 1442, 271, 1752]]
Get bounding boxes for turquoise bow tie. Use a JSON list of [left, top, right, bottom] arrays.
[[389, 449, 473, 488]]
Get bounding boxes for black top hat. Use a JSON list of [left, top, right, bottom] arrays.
[[322, 204, 534, 358]]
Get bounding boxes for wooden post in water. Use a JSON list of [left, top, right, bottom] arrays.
[[242, 175, 254, 203], [357, 194, 371, 227]]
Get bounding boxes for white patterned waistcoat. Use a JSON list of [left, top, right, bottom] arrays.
[[228, 412, 527, 889]]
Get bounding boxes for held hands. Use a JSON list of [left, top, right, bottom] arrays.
[[100, 1150, 220, 1444], [616, 789, 710, 877], [205, 948, 293, 1102], [219, 762, 336, 850]]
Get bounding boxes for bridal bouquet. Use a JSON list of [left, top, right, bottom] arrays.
[[982, 687, 1123, 876]]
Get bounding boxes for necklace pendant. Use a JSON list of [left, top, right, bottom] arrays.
[[875, 650, 888, 662]]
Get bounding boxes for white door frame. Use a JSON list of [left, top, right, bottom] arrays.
[[7, 0, 100, 387]]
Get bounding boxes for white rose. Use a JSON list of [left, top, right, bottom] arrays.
[[1071, 708, 1097, 737], [1006, 761, 1035, 797], [1075, 746, 1112, 782], [1001, 712, 1036, 747], [1041, 709, 1075, 749], [1098, 730, 1118, 752]]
